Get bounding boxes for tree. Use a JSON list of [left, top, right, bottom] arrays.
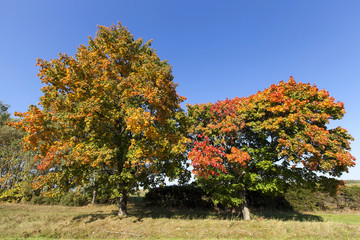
[[0, 102, 36, 200], [12, 23, 188, 216], [0, 101, 10, 126], [187, 77, 355, 220]]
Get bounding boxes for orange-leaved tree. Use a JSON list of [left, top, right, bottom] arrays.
[[12, 23, 189, 216], [187, 77, 355, 220]]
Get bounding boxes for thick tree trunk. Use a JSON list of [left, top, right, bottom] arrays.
[[241, 191, 251, 220], [118, 190, 128, 217], [242, 201, 250, 220]]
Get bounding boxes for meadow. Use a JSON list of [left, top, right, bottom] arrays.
[[1, 194, 359, 240], [346, 180, 360, 186]]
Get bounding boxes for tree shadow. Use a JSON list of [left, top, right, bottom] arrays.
[[127, 196, 324, 222], [131, 206, 232, 220], [245, 190, 324, 222], [71, 195, 324, 223], [72, 211, 115, 224], [128, 196, 232, 220]]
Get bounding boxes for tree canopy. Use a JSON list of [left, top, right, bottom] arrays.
[[4, 22, 356, 219], [12, 23, 188, 216], [187, 77, 355, 219]]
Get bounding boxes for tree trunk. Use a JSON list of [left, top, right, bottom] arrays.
[[118, 190, 128, 217], [91, 189, 97, 204], [241, 191, 251, 220]]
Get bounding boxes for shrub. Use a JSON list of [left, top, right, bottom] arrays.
[[246, 191, 293, 211], [0, 182, 34, 203], [145, 184, 212, 208], [339, 185, 360, 210], [30, 195, 59, 205], [59, 192, 88, 206], [29, 191, 88, 206], [283, 185, 360, 211]]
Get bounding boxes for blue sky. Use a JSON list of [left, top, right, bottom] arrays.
[[1, 0, 359, 180]]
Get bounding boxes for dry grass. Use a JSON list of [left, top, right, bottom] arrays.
[[345, 180, 360, 187], [0, 200, 359, 240]]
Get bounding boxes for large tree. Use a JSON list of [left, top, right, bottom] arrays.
[[13, 23, 188, 216], [187, 77, 355, 220]]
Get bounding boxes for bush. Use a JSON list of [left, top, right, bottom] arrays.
[[145, 184, 212, 208], [0, 182, 34, 203], [284, 188, 321, 211], [30, 195, 59, 205], [246, 191, 293, 211], [0, 187, 24, 203], [89, 189, 118, 204], [339, 185, 360, 210], [144, 184, 360, 212], [283, 185, 360, 211], [29, 191, 88, 206], [59, 192, 88, 206]]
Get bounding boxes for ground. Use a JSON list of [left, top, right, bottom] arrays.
[[0, 197, 359, 239]]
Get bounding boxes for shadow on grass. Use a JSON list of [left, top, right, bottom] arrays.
[[70, 196, 323, 223], [72, 212, 113, 223], [126, 196, 236, 220], [127, 196, 324, 222]]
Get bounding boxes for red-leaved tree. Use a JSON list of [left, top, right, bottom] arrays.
[[187, 77, 355, 220]]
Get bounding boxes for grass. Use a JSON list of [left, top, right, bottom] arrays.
[[345, 180, 360, 186], [319, 212, 360, 225], [1, 196, 360, 240]]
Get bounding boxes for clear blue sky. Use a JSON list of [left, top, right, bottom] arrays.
[[1, 0, 359, 180]]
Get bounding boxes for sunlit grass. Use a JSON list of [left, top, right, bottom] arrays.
[[318, 212, 360, 225], [345, 180, 360, 187]]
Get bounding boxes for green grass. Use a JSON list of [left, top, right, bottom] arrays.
[[1, 198, 360, 240], [320, 212, 360, 225]]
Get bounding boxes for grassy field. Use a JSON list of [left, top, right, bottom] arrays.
[[346, 180, 360, 186], [1, 197, 360, 240]]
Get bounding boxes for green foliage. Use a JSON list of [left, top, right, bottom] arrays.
[[187, 78, 355, 214], [0, 101, 37, 201], [136, 183, 360, 213], [0, 125, 36, 189], [284, 185, 360, 211], [30, 191, 88, 206], [0, 180, 34, 203], [30, 195, 59, 205], [285, 187, 325, 211], [0, 101, 10, 125], [196, 173, 245, 208], [144, 183, 292, 211], [12, 23, 189, 215], [59, 192, 88, 206], [145, 184, 212, 208], [247, 190, 293, 211]]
